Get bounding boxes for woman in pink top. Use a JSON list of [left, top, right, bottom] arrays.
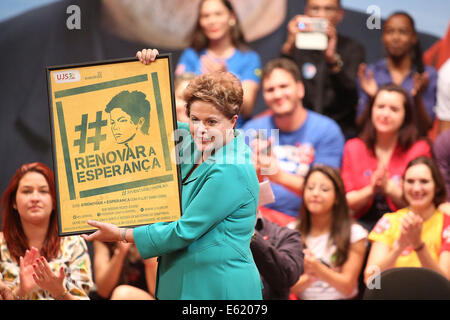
[[342, 84, 431, 231]]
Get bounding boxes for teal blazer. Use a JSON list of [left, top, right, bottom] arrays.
[[134, 122, 262, 300]]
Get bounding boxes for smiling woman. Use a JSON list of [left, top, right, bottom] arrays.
[[342, 84, 432, 231], [365, 156, 450, 281], [82, 52, 262, 300], [183, 71, 241, 155], [175, 0, 262, 126]]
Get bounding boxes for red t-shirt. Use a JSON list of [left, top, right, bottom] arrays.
[[341, 138, 431, 219]]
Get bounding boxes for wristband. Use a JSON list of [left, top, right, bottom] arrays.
[[414, 242, 425, 252], [122, 228, 128, 243]]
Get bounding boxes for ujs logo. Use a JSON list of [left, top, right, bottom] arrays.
[[54, 70, 81, 83]]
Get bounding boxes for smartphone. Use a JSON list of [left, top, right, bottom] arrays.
[[295, 17, 328, 51]]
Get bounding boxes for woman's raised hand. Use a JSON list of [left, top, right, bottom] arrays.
[[19, 247, 41, 294], [136, 48, 159, 65], [32, 257, 66, 299], [358, 63, 378, 97]]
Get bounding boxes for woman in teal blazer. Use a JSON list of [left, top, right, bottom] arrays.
[[83, 49, 262, 299]]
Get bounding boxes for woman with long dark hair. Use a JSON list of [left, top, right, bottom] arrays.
[[357, 11, 437, 136], [290, 165, 367, 300], [175, 0, 261, 127], [365, 156, 450, 282], [0, 162, 93, 300], [342, 84, 432, 231]]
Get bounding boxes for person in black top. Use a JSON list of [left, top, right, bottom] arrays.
[[281, 0, 365, 140], [251, 215, 304, 300]]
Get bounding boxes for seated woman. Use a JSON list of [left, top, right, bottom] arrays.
[[0, 162, 93, 300], [289, 165, 368, 300], [357, 11, 437, 136], [175, 0, 261, 127], [90, 241, 157, 300], [365, 156, 450, 283], [342, 84, 431, 231]]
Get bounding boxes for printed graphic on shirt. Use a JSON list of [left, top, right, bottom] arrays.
[[373, 216, 391, 234], [274, 143, 315, 177]]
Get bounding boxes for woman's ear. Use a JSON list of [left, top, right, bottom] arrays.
[[231, 114, 238, 128]]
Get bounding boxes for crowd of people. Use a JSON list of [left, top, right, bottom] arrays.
[[1, 0, 450, 300]]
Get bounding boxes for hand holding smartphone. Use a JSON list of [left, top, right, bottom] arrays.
[[295, 17, 328, 50]]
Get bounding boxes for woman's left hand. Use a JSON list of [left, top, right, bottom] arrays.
[[411, 71, 429, 97], [136, 48, 159, 65], [32, 257, 66, 299], [303, 249, 322, 277], [82, 220, 121, 242]]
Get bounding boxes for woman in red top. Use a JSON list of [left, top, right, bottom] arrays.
[[341, 84, 431, 231]]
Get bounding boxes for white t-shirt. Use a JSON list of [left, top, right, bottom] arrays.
[[296, 223, 368, 300]]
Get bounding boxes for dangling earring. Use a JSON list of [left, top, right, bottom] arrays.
[[229, 19, 236, 27]]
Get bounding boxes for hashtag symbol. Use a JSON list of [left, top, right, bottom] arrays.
[[74, 114, 88, 153], [87, 111, 107, 151]]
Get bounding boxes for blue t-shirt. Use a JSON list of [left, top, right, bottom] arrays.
[[356, 59, 437, 119], [242, 111, 345, 217], [176, 47, 262, 83]]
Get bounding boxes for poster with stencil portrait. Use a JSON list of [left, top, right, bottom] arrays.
[[46, 55, 182, 236]]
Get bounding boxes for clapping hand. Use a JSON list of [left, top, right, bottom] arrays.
[[19, 247, 41, 294], [200, 54, 227, 74], [400, 211, 423, 249], [410, 71, 429, 98], [250, 137, 280, 178], [358, 63, 378, 98], [32, 257, 67, 299], [303, 249, 322, 277]]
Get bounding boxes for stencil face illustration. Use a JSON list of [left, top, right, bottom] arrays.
[[105, 90, 151, 145]]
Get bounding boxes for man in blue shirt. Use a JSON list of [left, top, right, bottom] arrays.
[[243, 58, 345, 218]]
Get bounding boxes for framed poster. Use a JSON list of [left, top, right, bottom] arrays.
[[47, 54, 182, 236]]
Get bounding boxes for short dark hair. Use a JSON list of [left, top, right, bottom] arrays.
[[358, 83, 422, 152], [403, 156, 447, 207], [105, 90, 151, 134], [384, 11, 424, 73], [262, 58, 303, 83], [305, 0, 341, 8]]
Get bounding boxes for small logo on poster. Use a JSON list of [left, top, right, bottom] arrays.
[[54, 70, 81, 83]]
